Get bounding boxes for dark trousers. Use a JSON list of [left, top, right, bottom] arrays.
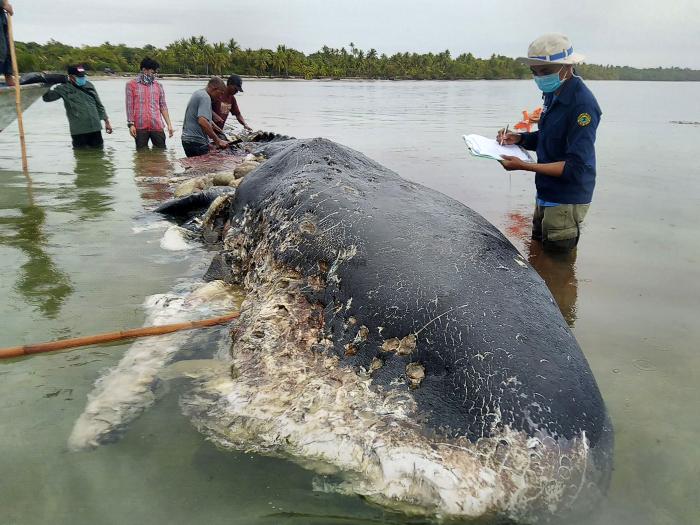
[[71, 131, 103, 149], [1, 54, 11, 76], [135, 129, 166, 149], [1, 32, 11, 75], [182, 140, 209, 157]]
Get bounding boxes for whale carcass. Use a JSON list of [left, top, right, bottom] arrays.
[[163, 137, 613, 523]]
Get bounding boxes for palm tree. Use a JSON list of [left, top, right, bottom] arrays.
[[187, 36, 211, 74], [274, 45, 289, 77], [254, 50, 273, 76], [227, 38, 240, 53], [211, 42, 229, 75], [366, 48, 378, 77], [184, 37, 202, 74], [204, 48, 215, 75]]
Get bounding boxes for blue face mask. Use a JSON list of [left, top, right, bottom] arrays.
[[75, 76, 87, 87], [534, 69, 564, 93]]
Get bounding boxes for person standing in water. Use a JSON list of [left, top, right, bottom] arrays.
[[42, 65, 113, 148], [498, 33, 601, 252], [181, 77, 228, 157], [212, 74, 253, 133], [126, 57, 174, 149], [0, 0, 15, 86]]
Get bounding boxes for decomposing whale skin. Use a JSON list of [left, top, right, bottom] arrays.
[[186, 138, 613, 523]]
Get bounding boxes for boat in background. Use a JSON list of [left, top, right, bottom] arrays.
[[0, 73, 67, 132], [0, 83, 47, 132]]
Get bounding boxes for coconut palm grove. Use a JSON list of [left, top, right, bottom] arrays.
[[14, 36, 700, 80]]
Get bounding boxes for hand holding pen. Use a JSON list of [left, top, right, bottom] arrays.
[[500, 124, 509, 145], [497, 125, 521, 146]]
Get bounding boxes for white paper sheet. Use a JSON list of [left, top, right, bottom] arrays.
[[462, 134, 534, 162]]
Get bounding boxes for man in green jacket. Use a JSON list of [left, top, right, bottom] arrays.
[[42, 65, 113, 148]]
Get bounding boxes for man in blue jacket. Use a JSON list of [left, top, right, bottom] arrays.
[[1, 1, 14, 86], [498, 33, 601, 252]]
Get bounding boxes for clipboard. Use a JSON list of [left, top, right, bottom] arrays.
[[462, 134, 534, 163]]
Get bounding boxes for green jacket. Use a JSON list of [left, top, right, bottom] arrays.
[[42, 81, 108, 136]]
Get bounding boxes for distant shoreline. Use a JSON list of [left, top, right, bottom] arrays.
[[84, 73, 700, 83], [16, 38, 700, 82]]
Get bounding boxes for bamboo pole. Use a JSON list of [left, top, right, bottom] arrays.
[[0, 311, 240, 360], [5, 10, 28, 172]]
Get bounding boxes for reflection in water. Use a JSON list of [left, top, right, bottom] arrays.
[[504, 209, 579, 327], [73, 147, 116, 219], [526, 240, 579, 327], [132, 148, 177, 203], [0, 178, 73, 318]]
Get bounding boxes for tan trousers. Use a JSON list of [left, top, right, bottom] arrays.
[[532, 203, 590, 252]]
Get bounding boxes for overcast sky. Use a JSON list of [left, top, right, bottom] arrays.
[[11, 0, 700, 69]]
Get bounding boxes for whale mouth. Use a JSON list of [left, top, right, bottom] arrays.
[[180, 208, 605, 523]]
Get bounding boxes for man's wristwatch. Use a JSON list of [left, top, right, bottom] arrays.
[[127, 122, 135, 128]]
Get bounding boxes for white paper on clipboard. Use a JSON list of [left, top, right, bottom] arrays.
[[462, 134, 534, 162]]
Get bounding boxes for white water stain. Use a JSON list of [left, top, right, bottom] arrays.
[[157, 358, 230, 381], [67, 281, 242, 451], [131, 219, 171, 234], [160, 225, 197, 251]]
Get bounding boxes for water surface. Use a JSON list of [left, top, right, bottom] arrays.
[[0, 79, 698, 524]]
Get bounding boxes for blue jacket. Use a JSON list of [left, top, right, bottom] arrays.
[[520, 76, 601, 204]]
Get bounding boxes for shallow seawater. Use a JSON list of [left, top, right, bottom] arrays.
[[0, 79, 698, 524]]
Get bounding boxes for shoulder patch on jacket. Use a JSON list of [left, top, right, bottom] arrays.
[[577, 113, 592, 127]]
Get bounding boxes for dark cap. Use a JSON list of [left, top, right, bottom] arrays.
[[67, 65, 86, 77], [227, 74, 243, 92]]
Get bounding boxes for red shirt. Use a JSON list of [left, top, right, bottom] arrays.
[[212, 94, 241, 126], [125, 78, 168, 131]]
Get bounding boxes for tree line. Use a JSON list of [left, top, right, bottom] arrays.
[[14, 36, 700, 81]]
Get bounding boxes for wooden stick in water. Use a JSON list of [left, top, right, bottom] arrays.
[[6, 11, 29, 172], [0, 311, 240, 360]]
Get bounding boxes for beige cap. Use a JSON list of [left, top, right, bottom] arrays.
[[517, 33, 586, 66]]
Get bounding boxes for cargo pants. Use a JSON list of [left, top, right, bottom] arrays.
[[532, 203, 590, 252]]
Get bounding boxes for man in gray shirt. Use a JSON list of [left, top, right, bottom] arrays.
[[181, 77, 228, 157]]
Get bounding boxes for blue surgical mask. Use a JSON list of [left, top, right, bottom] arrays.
[[75, 76, 87, 87], [534, 68, 564, 93]]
